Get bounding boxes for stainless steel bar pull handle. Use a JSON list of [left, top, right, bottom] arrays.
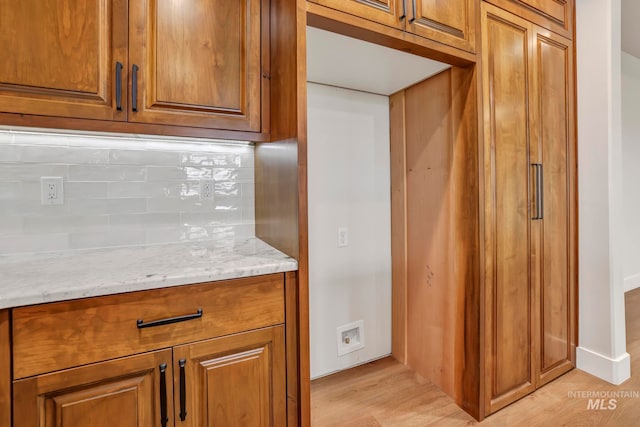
[[532, 163, 543, 220], [409, 0, 416, 23], [400, 0, 406, 20]]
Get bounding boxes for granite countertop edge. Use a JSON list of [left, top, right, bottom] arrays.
[[0, 237, 298, 310]]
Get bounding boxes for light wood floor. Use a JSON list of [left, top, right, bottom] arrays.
[[311, 289, 640, 426]]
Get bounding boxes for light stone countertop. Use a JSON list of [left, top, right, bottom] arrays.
[[0, 237, 298, 309]]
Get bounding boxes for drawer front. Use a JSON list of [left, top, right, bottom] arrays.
[[13, 274, 285, 379]]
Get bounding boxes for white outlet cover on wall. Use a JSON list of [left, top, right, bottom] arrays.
[[40, 176, 64, 205], [336, 320, 365, 356]]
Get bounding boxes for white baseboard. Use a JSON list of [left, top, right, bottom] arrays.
[[576, 346, 631, 384], [625, 273, 640, 292]]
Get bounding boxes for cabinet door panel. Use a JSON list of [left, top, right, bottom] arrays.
[[174, 327, 286, 427], [129, 0, 266, 132], [481, 3, 535, 410], [13, 349, 173, 427], [0, 0, 128, 120], [483, 0, 574, 39], [534, 29, 575, 382], [408, 0, 476, 52], [310, 0, 404, 29]]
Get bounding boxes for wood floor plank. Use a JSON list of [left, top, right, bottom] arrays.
[[312, 289, 640, 426]]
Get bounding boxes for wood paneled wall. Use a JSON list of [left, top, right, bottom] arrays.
[[390, 66, 481, 419]]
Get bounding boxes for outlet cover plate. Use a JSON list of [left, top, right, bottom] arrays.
[[41, 176, 64, 205], [336, 320, 365, 356]]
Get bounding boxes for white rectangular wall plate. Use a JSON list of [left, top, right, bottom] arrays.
[[336, 320, 365, 356], [40, 176, 64, 205]]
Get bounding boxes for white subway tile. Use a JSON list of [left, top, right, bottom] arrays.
[[0, 200, 68, 216], [0, 145, 21, 162], [23, 215, 109, 234], [146, 198, 202, 213], [110, 213, 180, 228], [12, 132, 70, 147], [0, 182, 22, 200], [0, 130, 14, 144], [181, 211, 242, 226], [65, 182, 109, 199], [212, 168, 254, 182], [0, 233, 69, 255], [0, 216, 22, 235], [67, 198, 147, 215], [180, 152, 240, 167], [69, 230, 145, 249], [110, 149, 180, 166], [146, 166, 188, 181], [0, 164, 68, 181], [239, 152, 254, 168], [241, 183, 254, 198], [68, 165, 146, 181], [18, 145, 109, 164], [215, 181, 240, 197], [145, 228, 184, 244]]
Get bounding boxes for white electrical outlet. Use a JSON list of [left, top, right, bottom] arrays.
[[337, 227, 349, 247], [200, 179, 214, 201], [336, 320, 365, 356], [41, 177, 64, 205]]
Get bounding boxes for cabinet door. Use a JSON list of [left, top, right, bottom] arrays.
[[13, 349, 173, 427], [407, 0, 477, 52], [480, 2, 536, 413], [483, 0, 574, 39], [173, 327, 286, 427], [309, 0, 405, 29], [0, 0, 128, 121], [530, 27, 576, 387], [129, 0, 268, 132]]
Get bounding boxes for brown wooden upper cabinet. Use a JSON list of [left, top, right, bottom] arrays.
[[407, 0, 477, 52], [309, 0, 476, 53], [484, 0, 574, 39], [0, 0, 269, 133]]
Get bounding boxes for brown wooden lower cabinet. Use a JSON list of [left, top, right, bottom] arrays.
[[13, 349, 173, 427], [174, 327, 286, 427], [8, 273, 291, 427], [12, 327, 285, 427], [13, 326, 286, 427]]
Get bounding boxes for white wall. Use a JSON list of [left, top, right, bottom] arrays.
[[622, 52, 640, 291], [576, 0, 630, 384], [307, 83, 392, 379]]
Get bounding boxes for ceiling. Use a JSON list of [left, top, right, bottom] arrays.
[[622, 0, 640, 58], [306, 27, 450, 96]]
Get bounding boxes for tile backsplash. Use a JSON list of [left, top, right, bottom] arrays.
[[0, 128, 255, 255]]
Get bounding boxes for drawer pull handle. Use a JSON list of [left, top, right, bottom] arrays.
[[159, 363, 169, 427], [179, 359, 187, 421], [136, 309, 203, 329]]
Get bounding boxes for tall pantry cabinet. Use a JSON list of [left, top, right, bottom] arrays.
[[480, 1, 576, 414]]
